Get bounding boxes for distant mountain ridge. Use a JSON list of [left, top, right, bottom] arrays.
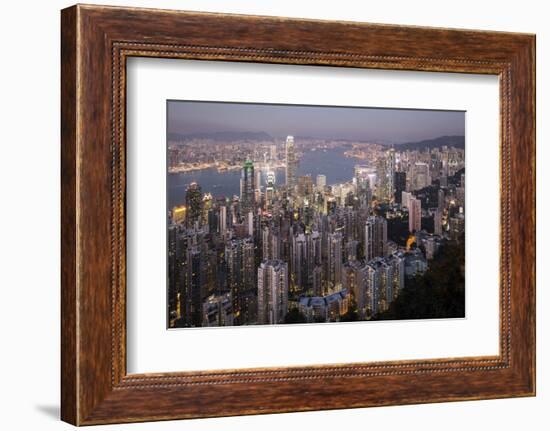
[[168, 132, 465, 149], [395, 135, 465, 151], [168, 131, 273, 142]]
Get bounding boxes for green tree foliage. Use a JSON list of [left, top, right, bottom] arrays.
[[340, 307, 359, 322], [374, 237, 465, 321], [284, 308, 307, 324]]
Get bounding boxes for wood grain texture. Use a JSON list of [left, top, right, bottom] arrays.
[[60, 5, 78, 425], [60, 4, 536, 425]]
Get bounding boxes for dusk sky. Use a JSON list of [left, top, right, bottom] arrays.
[[167, 100, 465, 144]]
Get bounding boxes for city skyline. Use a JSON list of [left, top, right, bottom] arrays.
[[168, 100, 465, 144], [167, 101, 466, 329]]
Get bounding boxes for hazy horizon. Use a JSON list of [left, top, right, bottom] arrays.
[[167, 100, 465, 144]]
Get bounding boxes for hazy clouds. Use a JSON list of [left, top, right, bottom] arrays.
[[167, 100, 465, 144]]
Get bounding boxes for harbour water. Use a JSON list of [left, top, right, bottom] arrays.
[[167, 147, 362, 209]]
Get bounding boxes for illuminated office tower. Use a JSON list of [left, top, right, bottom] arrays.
[[354, 165, 370, 181], [266, 170, 276, 186], [364, 216, 388, 261], [240, 159, 255, 215], [285, 135, 298, 191], [247, 211, 254, 238], [265, 170, 276, 210], [316, 174, 326, 191], [254, 170, 262, 204], [408, 197, 422, 233], [257, 260, 289, 324], [185, 182, 203, 228], [171, 205, 186, 225]]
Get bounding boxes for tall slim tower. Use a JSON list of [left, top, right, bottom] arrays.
[[240, 159, 255, 215], [327, 232, 343, 291], [376, 149, 395, 202], [218, 205, 227, 236], [409, 197, 422, 233], [257, 260, 289, 324], [265, 170, 276, 211], [285, 135, 297, 191]]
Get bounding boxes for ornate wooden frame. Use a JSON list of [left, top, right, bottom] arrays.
[[61, 4, 536, 425]]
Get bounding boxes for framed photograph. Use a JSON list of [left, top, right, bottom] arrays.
[[61, 4, 536, 425]]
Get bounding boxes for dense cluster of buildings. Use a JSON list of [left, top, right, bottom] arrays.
[[168, 135, 465, 328]]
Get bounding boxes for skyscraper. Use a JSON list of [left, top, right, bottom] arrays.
[[327, 232, 343, 291], [185, 182, 202, 228], [257, 260, 289, 324], [364, 216, 388, 261], [316, 174, 326, 190], [218, 205, 227, 236], [224, 238, 252, 322], [376, 149, 395, 202], [265, 170, 276, 210], [409, 197, 422, 233], [297, 175, 314, 196], [413, 162, 430, 190], [240, 159, 255, 215], [394, 171, 406, 203], [285, 135, 297, 191], [291, 233, 308, 293], [187, 246, 204, 327]]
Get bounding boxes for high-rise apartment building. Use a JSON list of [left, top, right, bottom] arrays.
[[257, 260, 289, 324], [327, 232, 343, 291], [408, 197, 422, 233], [364, 216, 388, 261]]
